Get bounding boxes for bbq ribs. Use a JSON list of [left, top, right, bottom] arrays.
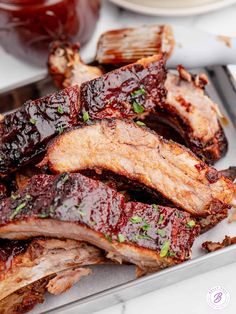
[[40, 119, 235, 217], [0, 173, 199, 272]]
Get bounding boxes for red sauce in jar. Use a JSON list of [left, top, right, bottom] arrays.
[[0, 0, 100, 66]]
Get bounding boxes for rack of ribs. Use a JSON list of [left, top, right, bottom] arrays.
[[0, 173, 199, 272], [40, 119, 235, 217]]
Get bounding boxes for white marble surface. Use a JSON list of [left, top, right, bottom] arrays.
[[1, 1, 236, 314]]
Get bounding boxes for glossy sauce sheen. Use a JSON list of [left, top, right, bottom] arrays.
[[0, 56, 166, 175], [0, 173, 199, 260], [79, 56, 166, 120], [0, 86, 79, 174]]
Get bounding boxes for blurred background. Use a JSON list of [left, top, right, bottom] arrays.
[[0, 0, 236, 91]]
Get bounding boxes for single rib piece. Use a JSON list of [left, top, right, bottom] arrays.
[[0, 173, 199, 270], [40, 119, 235, 217], [95, 25, 174, 65], [79, 54, 167, 121], [0, 237, 105, 302], [202, 236, 236, 252], [162, 66, 227, 164], [0, 86, 79, 176]]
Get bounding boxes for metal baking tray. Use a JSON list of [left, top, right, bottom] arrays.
[[1, 66, 236, 314]]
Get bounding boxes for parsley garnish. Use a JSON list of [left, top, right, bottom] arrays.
[[118, 234, 125, 243], [57, 105, 64, 114], [10, 202, 26, 219], [160, 240, 170, 257], [30, 118, 37, 125], [61, 173, 69, 183], [104, 234, 112, 242], [131, 88, 146, 97], [186, 220, 196, 228], [135, 234, 152, 241], [156, 229, 166, 237], [130, 216, 142, 224], [38, 213, 49, 218], [158, 214, 164, 224], [142, 221, 150, 231], [133, 101, 144, 114], [168, 251, 177, 257], [152, 204, 159, 212], [136, 121, 146, 126], [57, 126, 64, 134], [83, 111, 90, 122]]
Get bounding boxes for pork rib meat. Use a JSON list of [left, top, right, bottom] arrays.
[[40, 119, 235, 217], [0, 173, 199, 271]]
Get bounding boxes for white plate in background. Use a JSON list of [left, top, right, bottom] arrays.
[[109, 0, 236, 16]]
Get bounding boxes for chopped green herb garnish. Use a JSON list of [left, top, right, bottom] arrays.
[[135, 234, 152, 241], [118, 233, 125, 243], [61, 173, 69, 183], [158, 214, 164, 224], [177, 211, 184, 218], [131, 88, 146, 97], [168, 251, 177, 257], [133, 101, 144, 114], [156, 229, 166, 237], [186, 220, 196, 228], [83, 111, 90, 122], [152, 204, 159, 212], [57, 105, 64, 114], [142, 221, 150, 231], [10, 202, 26, 219], [57, 126, 64, 134], [130, 216, 142, 224], [30, 118, 37, 125], [136, 121, 146, 126], [160, 240, 170, 257], [104, 234, 112, 242], [38, 213, 49, 218]]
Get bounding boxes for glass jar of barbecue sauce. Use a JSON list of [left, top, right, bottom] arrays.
[[0, 0, 100, 66]]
